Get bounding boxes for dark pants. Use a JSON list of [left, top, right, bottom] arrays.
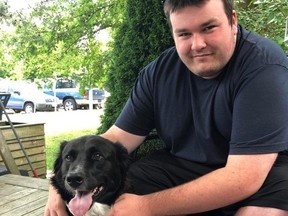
[[127, 149, 288, 215]]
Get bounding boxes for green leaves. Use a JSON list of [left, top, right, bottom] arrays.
[[98, 0, 174, 133], [235, 0, 288, 52], [5, 0, 121, 86]]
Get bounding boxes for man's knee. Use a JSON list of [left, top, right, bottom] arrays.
[[235, 206, 288, 216]]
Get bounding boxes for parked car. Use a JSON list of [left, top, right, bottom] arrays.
[[0, 80, 61, 112], [43, 78, 104, 111], [6, 93, 35, 113], [83, 88, 106, 109]]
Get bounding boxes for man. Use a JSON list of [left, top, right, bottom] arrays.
[[45, 0, 288, 215]]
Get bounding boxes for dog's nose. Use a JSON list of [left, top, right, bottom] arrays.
[[66, 174, 84, 188]]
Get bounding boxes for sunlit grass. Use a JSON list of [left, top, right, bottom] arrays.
[[45, 129, 97, 170]]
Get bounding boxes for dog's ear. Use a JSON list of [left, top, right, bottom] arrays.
[[114, 142, 130, 169], [53, 141, 68, 173]]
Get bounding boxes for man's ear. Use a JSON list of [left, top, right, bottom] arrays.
[[232, 10, 238, 35]]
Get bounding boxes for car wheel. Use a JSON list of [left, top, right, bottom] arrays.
[[64, 99, 77, 111], [24, 102, 34, 113]]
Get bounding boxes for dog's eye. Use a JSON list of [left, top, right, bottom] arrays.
[[91, 153, 103, 161], [65, 155, 73, 161]]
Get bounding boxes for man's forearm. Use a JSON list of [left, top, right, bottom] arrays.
[[144, 168, 252, 215], [144, 154, 277, 215]]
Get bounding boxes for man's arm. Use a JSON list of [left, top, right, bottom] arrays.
[[101, 125, 146, 153], [109, 153, 277, 216]]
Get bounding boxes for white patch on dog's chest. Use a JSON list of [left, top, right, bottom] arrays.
[[85, 203, 110, 216]]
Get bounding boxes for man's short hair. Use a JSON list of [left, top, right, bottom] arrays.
[[164, 0, 234, 27]]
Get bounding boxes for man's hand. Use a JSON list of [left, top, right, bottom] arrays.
[[44, 184, 68, 216], [107, 193, 152, 216]]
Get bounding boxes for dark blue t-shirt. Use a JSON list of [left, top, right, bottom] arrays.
[[115, 25, 288, 166]]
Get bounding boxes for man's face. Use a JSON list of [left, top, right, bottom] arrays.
[[170, 0, 238, 79]]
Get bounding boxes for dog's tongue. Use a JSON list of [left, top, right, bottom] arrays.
[[68, 191, 93, 216]]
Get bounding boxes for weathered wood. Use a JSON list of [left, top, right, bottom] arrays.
[[11, 146, 45, 158], [0, 174, 49, 190], [6, 139, 45, 150], [0, 123, 45, 141], [0, 174, 49, 216], [0, 122, 46, 178], [0, 191, 47, 215], [0, 130, 21, 175]]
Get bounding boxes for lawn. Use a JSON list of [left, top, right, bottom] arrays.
[[45, 128, 97, 170]]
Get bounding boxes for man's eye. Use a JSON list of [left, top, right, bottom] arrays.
[[178, 32, 190, 37], [92, 153, 104, 161], [203, 25, 215, 32]]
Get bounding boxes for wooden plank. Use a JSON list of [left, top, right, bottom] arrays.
[[4, 137, 45, 145], [0, 122, 47, 180], [14, 154, 45, 165], [0, 190, 48, 215], [5, 138, 45, 150], [1, 196, 47, 216], [0, 185, 26, 196], [0, 140, 45, 163], [0, 174, 50, 216], [0, 130, 20, 175], [24, 207, 46, 216], [26, 167, 47, 178], [1, 124, 45, 141], [0, 188, 37, 205], [10, 146, 45, 159], [0, 174, 49, 190], [18, 161, 46, 170]]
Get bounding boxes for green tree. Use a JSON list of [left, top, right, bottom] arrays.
[[98, 0, 174, 133], [0, 36, 13, 78], [235, 0, 288, 52], [7, 0, 122, 88]]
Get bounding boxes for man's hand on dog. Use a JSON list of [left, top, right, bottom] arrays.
[[107, 193, 152, 216], [44, 185, 68, 216]]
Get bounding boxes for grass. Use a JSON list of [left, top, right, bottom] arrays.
[[45, 128, 97, 170]]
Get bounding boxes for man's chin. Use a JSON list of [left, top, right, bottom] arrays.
[[187, 62, 224, 79], [188, 67, 222, 79]]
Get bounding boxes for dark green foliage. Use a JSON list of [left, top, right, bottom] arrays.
[[235, 0, 288, 52], [98, 0, 174, 133], [131, 138, 165, 160]]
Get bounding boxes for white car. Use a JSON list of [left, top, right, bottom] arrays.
[[0, 80, 62, 112]]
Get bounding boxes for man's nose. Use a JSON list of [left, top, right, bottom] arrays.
[[191, 34, 206, 51]]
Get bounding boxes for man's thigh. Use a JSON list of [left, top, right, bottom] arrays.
[[127, 149, 222, 195], [235, 206, 288, 216]]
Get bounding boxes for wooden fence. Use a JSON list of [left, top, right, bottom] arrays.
[[0, 121, 46, 178]]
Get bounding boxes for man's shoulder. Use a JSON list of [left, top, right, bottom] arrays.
[[237, 25, 287, 66]]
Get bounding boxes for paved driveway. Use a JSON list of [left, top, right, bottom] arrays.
[[2, 109, 103, 135]]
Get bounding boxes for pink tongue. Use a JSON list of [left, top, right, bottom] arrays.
[[68, 191, 93, 216]]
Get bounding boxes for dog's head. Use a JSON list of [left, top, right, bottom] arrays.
[[51, 135, 129, 216]]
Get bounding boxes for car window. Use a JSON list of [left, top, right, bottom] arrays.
[[56, 79, 77, 89]]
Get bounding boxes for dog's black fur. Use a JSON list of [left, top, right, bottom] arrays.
[[50, 135, 130, 216]]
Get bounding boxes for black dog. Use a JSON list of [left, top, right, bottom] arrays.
[[51, 135, 130, 216]]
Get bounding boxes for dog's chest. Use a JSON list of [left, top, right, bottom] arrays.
[[84, 202, 110, 216]]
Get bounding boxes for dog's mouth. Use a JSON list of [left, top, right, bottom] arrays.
[[68, 185, 104, 216]]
